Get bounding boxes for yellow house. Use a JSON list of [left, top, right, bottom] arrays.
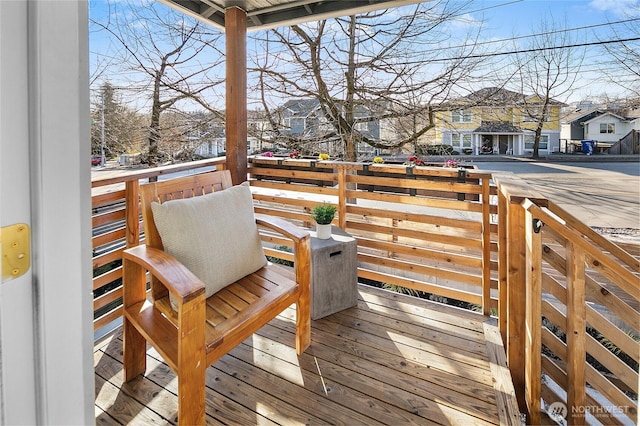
[[432, 87, 564, 156]]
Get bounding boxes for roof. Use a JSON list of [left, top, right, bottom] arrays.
[[159, 0, 425, 31], [282, 98, 320, 116], [444, 86, 565, 108], [473, 121, 522, 133], [462, 87, 523, 105], [581, 111, 638, 124], [560, 108, 602, 125]]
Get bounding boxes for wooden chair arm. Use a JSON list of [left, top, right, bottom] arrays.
[[255, 214, 311, 321], [123, 245, 206, 305], [255, 213, 310, 243]]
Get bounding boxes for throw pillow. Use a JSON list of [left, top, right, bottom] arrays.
[[151, 181, 267, 306]]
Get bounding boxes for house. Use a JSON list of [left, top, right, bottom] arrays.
[[192, 110, 275, 157], [560, 107, 640, 153], [432, 87, 564, 156], [278, 98, 383, 156], [582, 111, 639, 144]]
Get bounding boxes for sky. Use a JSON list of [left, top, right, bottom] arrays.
[[451, 0, 640, 102], [89, 0, 640, 107]]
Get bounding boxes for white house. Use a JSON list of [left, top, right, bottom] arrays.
[[582, 111, 640, 144]]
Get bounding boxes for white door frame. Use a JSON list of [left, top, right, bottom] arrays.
[[0, 1, 93, 424]]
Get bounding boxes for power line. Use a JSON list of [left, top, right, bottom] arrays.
[[410, 17, 640, 49], [398, 37, 640, 64]]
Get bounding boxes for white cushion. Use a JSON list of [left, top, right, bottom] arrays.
[[151, 182, 267, 302]]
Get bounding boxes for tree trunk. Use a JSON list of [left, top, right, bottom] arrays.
[[148, 70, 162, 166]]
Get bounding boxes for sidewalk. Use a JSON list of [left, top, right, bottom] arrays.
[[430, 153, 640, 163]]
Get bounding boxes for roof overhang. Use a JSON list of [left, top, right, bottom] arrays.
[[159, 0, 426, 31]]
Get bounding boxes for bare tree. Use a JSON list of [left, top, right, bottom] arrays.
[[91, 82, 147, 160], [600, 10, 640, 104], [250, 1, 484, 161], [511, 17, 584, 158], [91, 0, 225, 166]]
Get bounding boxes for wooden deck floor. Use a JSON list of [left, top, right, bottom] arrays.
[[94, 284, 521, 425]]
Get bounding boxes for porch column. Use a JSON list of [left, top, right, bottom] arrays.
[[225, 7, 247, 184]]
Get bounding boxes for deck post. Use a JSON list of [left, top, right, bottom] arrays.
[[225, 6, 247, 185], [507, 199, 527, 414], [494, 173, 548, 418]]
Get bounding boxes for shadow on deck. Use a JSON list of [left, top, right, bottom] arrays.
[[94, 284, 521, 425]]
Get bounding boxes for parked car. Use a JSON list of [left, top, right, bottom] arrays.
[[91, 155, 103, 166]]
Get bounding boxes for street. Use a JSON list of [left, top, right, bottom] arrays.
[[472, 160, 640, 232]]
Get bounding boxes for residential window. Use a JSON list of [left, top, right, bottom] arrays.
[[451, 109, 472, 123], [450, 133, 472, 153], [318, 117, 333, 131], [599, 123, 615, 134], [524, 134, 549, 150], [354, 121, 369, 131]]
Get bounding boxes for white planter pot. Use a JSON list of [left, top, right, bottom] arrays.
[[315, 223, 332, 239]]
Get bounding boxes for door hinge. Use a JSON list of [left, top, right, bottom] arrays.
[[1, 223, 30, 281]]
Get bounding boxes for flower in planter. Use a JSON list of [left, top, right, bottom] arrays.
[[289, 151, 302, 159], [444, 159, 458, 168], [311, 203, 337, 225], [373, 156, 385, 164], [263, 151, 274, 157], [318, 153, 330, 161], [405, 155, 426, 166]]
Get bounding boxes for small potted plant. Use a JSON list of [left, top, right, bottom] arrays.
[[311, 203, 336, 239]]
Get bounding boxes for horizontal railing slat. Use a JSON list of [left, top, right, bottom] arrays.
[[357, 268, 482, 306], [346, 189, 484, 212], [347, 205, 482, 231]]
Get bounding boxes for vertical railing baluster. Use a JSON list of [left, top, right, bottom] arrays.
[[498, 190, 508, 345], [524, 207, 542, 425], [481, 177, 491, 315], [566, 241, 587, 425], [338, 167, 347, 229], [125, 179, 140, 248]]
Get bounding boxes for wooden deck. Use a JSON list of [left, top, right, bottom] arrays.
[[94, 284, 521, 425]]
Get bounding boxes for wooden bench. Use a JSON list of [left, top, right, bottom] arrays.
[[122, 170, 311, 425]]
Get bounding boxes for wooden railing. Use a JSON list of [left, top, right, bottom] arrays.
[[91, 156, 638, 424], [249, 157, 498, 315], [496, 175, 639, 425]]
